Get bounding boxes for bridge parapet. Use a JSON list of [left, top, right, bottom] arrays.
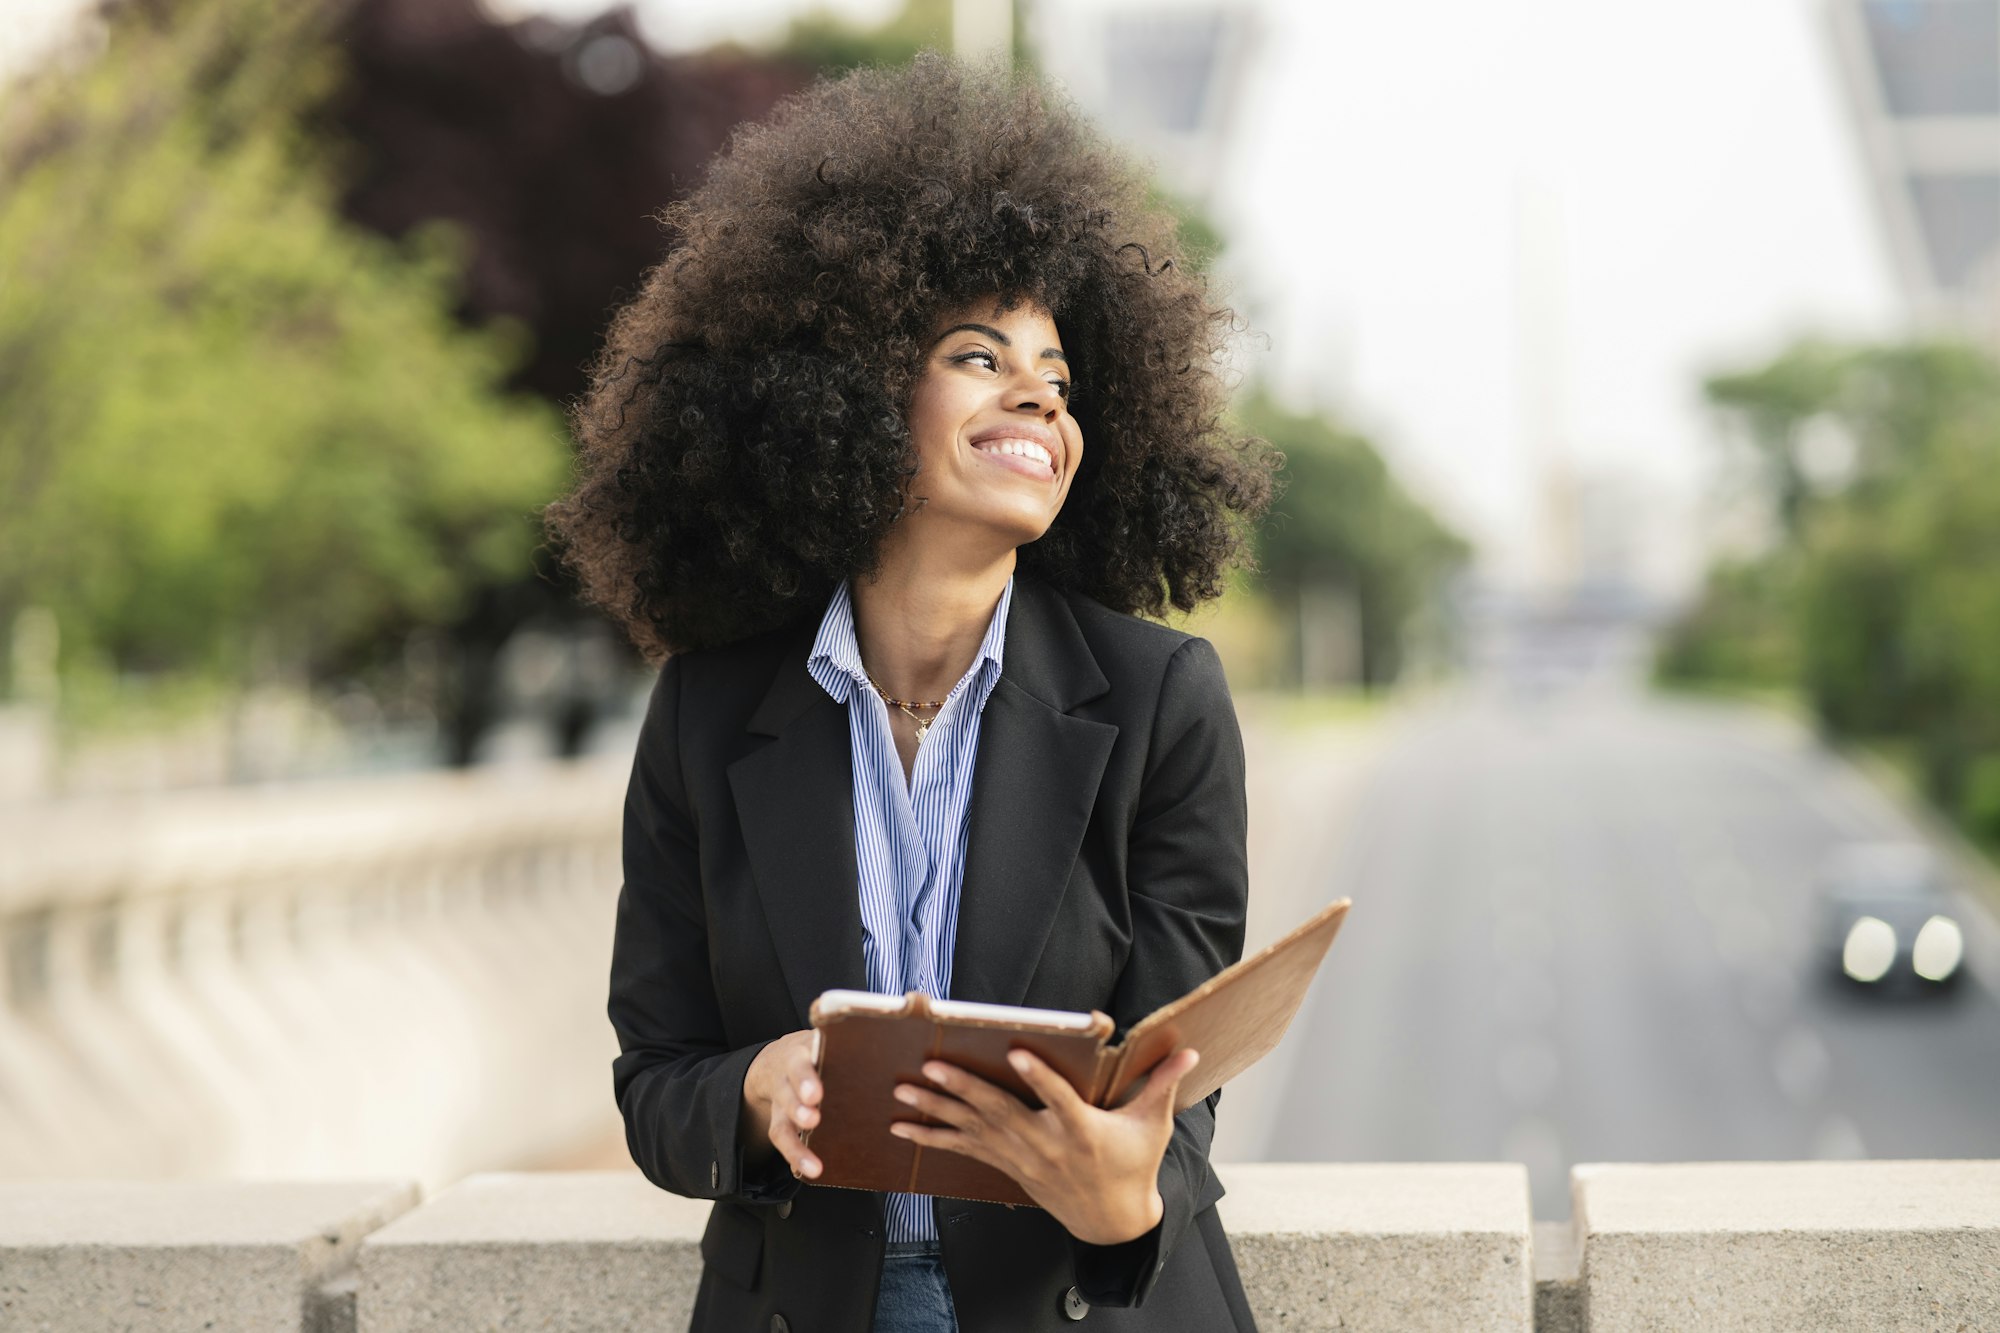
[[2, 1162, 1995, 1331], [0, 760, 628, 1185]]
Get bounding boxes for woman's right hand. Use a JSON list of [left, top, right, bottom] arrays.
[[740, 1029, 824, 1180]]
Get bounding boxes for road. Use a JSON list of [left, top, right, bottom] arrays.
[[1250, 678, 2000, 1220]]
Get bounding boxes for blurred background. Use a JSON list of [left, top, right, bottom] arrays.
[[1, 0, 1996, 1222]]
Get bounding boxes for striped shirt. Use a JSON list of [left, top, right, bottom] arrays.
[[805, 575, 1013, 1245]]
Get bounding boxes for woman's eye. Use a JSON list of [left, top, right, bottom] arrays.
[[1046, 377, 1071, 400], [952, 350, 998, 371]]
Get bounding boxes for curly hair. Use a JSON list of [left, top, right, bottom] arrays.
[[544, 53, 1276, 659]]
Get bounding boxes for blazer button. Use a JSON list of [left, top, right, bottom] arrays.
[[776, 1199, 793, 1219], [709, 1160, 720, 1190], [1061, 1285, 1090, 1321], [770, 1316, 790, 1333]]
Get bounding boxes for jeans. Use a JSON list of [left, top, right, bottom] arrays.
[[872, 1241, 959, 1333]]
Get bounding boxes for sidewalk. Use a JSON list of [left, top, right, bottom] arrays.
[[1212, 692, 1394, 1163]]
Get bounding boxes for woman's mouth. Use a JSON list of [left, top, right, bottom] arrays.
[[971, 436, 1057, 479]]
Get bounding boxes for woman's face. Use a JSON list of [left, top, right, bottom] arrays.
[[902, 297, 1084, 552]]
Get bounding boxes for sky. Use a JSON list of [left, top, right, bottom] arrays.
[[476, 0, 903, 49], [1206, 0, 1903, 592], [4, 0, 1909, 594]]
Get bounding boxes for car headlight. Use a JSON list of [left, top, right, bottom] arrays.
[[1842, 916, 1897, 983], [1911, 915, 1964, 982]]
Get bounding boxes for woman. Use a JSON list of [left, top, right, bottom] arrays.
[[546, 55, 1276, 1333]]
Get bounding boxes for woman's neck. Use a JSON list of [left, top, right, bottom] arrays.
[[849, 533, 1015, 703]]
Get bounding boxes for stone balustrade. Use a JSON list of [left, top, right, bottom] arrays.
[[2, 1162, 1995, 1331], [0, 758, 629, 1188]]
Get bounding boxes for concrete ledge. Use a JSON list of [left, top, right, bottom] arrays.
[[0, 1179, 418, 1332], [1216, 1163, 1534, 1331], [358, 1166, 1537, 1331], [356, 1171, 710, 1332], [1574, 1161, 2000, 1332], [12, 1164, 2000, 1330]]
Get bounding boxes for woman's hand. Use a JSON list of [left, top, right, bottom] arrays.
[[740, 1030, 825, 1180], [888, 1046, 1201, 1246]]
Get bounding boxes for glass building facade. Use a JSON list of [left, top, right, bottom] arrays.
[[1834, 0, 2000, 334]]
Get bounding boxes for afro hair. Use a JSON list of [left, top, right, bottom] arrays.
[[545, 53, 1276, 659]]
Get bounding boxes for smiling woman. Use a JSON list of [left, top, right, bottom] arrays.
[[544, 55, 1273, 659], [544, 53, 1277, 1333]]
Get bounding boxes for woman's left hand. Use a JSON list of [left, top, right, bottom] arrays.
[[888, 1046, 1200, 1246]]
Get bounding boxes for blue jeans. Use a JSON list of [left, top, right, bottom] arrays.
[[872, 1241, 959, 1333]]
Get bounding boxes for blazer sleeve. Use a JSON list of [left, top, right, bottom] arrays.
[[1069, 635, 1249, 1307], [607, 655, 800, 1205]]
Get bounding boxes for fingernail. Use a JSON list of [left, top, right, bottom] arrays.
[[801, 1079, 819, 1100], [893, 1086, 917, 1105], [1007, 1051, 1030, 1073], [802, 1157, 820, 1177], [889, 1123, 912, 1138], [923, 1063, 946, 1083]]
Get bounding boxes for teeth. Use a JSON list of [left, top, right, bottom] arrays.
[[984, 439, 1053, 468]]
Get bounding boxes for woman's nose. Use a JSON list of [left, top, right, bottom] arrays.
[[1008, 380, 1060, 419]]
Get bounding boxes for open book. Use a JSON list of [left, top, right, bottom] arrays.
[[802, 898, 1350, 1206]]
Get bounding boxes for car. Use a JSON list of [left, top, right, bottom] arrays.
[[1814, 842, 1968, 995]]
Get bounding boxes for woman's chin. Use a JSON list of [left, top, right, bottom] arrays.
[[911, 496, 1061, 553], [986, 511, 1061, 552]]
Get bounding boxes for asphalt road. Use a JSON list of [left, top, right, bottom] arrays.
[[1254, 675, 2000, 1220]]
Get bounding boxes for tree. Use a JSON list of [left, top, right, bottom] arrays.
[[1705, 341, 1850, 539], [0, 0, 566, 718], [1241, 393, 1468, 688], [330, 0, 809, 407], [1684, 336, 2000, 844], [323, 0, 809, 760], [1654, 556, 1800, 691], [774, 0, 953, 73]]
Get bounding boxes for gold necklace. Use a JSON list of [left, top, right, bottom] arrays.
[[867, 676, 946, 745]]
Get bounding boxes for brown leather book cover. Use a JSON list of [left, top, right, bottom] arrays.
[[803, 899, 1350, 1206]]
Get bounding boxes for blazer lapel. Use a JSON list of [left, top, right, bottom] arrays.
[[726, 626, 869, 1025], [950, 577, 1119, 1008]]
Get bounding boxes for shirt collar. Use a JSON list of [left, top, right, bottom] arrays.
[[806, 575, 1013, 706]]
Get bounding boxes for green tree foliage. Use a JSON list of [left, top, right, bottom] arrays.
[[1243, 393, 1468, 688], [1672, 339, 2000, 842], [1654, 556, 1800, 690], [1704, 341, 1850, 538], [772, 0, 1046, 80], [774, 0, 953, 73], [0, 0, 566, 707]]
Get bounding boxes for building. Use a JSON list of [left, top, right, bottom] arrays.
[[1026, 0, 1259, 206], [1828, 0, 2000, 342]]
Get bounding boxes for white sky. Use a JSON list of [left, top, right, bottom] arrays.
[[6, 0, 1908, 592], [1209, 0, 1903, 591], [477, 0, 904, 49]]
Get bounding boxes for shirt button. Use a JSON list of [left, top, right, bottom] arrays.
[[1062, 1285, 1090, 1320], [709, 1160, 720, 1190], [777, 1200, 794, 1219]]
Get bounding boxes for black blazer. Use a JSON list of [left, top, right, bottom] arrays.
[[608, 572, 1258, 1332]]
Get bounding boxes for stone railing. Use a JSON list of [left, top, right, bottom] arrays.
[[3, 1162, 1995, 1331], [0, 758, 629, 1188]]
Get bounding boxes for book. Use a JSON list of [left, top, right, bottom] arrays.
[[801, 898, 1350, 1206]]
